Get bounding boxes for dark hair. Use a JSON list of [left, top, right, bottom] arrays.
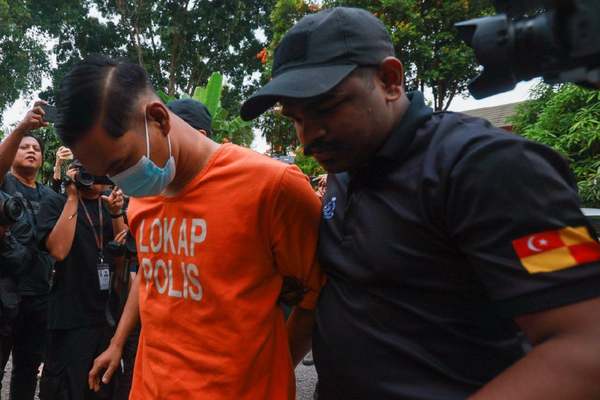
[[22, 133, 45, 159], [56, 55, 154, 146]]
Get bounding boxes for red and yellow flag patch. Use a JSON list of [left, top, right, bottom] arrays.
[[512, 226, 600, 274]]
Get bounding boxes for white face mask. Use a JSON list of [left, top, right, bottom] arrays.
[[109, 112, 176, 197]]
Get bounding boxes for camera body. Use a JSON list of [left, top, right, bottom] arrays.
[[64, 163, 113, 190], [456, 0, 600, 98], [106, 231, 137, 257], [0, 193, 24, 227], [41, 104, 58, 124]]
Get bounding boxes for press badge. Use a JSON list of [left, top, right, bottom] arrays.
[[97, 263, 110, 291]]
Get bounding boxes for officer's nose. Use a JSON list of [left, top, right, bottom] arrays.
[[296, 117, 326, 147]]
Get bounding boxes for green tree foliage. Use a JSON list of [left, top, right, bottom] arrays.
[[160, 72, 254, 147], [31, 1, 274, 104], [322, 0, 493, 111], [510, 83, 600, 207], [192, 72, 254, 146], [294, 147, 325, 177], [37, 126, 63, 185], [0, 1, 49, 125], [0, 1, 275, 173]]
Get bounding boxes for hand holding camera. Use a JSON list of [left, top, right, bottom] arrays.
[[55, 147, 73, 166], [54, 147, 74, 181], [64, 167, 80, 198], [15, 101, 49, 134], [63, 160, 113, 193]]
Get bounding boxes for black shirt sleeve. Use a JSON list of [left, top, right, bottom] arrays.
[[37, 192, 66, 250], [445, 134, 600, 317]]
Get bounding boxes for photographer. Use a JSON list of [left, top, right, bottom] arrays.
[[0, 102, 55, 399], [37, 162, 125, 400]]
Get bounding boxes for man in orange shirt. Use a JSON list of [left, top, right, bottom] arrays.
[[54, 55, 323, 399]]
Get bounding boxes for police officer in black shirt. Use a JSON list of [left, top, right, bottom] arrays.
[[242, 7, 600, 400], [37, 162, 125, 400], [0, 103, 55, 400]]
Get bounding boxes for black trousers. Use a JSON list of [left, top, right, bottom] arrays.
[[39, 325, 113, 400], [0, 295, 48, 400]]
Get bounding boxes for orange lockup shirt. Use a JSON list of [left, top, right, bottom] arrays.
[[127, 144, 323, 400]]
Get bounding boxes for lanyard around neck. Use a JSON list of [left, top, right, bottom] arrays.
[[78, 196, 103, 253]]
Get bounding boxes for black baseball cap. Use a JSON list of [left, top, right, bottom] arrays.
[[241, 7, 394, 121], [167, 99, 212, 134]]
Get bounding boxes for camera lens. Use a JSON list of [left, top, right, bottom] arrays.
[[76, 171, 94, 188], [0, 197, 24, 225]]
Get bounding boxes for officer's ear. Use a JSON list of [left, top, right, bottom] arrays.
[[377, 57, 404, 102]]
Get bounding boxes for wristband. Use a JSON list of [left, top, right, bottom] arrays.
[[110, 211, 125, 219]]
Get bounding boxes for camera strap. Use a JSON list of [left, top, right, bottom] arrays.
[[78, 196, 104, 261]]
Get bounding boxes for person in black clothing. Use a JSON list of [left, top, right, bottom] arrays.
[[242, 7, 600, 400], [0, 103, 55, 400], [38, 163, 126, 400]]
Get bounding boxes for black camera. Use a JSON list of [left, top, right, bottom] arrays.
[[41, 104, 58, 124], [456, 0, 600, 98], [0, 195, 25, 226], [106, 232, 137, 257], [64, 160, 113, 189]]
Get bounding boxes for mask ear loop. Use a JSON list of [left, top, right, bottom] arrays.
[[146, 109, 173, 159], [167, 135, 172, 159], [144, 110, 151, 158]]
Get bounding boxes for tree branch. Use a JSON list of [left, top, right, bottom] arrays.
[[133, 0, 145, 66], [443, 89, 457, 112]]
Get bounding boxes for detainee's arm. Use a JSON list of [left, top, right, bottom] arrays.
[[89, 272, 140, 391], [270, 166, 325, 367], [286, 305, 316, 367], [444, 138, 600, 399]]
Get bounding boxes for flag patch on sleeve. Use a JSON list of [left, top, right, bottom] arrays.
[[512, 226, 600, 274]]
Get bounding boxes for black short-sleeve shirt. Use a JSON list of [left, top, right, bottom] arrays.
[[313, 91, 600, 400], [38, 193, 115, 330]]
